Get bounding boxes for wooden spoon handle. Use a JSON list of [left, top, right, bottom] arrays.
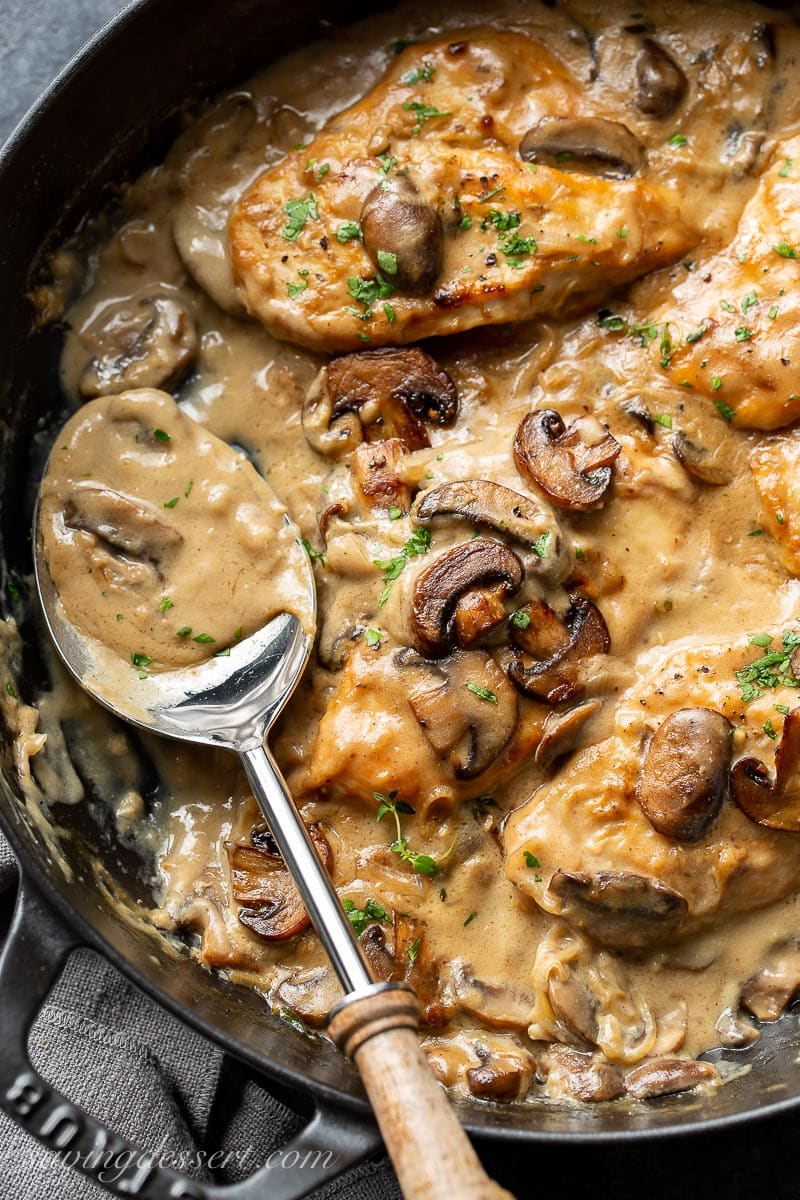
[[328, 986, 516, 1200]]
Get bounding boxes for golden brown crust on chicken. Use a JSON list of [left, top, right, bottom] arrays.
[[229, 31, 694, 352]]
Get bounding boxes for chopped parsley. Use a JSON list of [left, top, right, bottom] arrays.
[[711, 372, 724, 391], [7, 582, 20, 601], [668, 133, 688, 147], [769, 305, 780, 320], [184, 480, 193, 498], [714, 398, 736, 423], [523, 851, 540, 869], [459, 213, 473, 231], [131, 652, 152, 669], [336, 221, 363, 244], [735, 628, 800, 702], [735, 326, 753, 341], [282, 193, 319, 242], [463, 911, 478, 927], [193, 633, 215, 644], [720, 299, 736, 314], [152, 428, 170, 443], [400, 60, 435, 85], [510, 609, 531, 630], [301, 538, 326, 567], [159, 596, 174, 613], [742, 290, 759, 314], [287, 278, 308, 300], [774, 240, 799, 260], [500, 230, 537, 268], [347, 273, 395, 320], [487, 209, 520, 232], [164, 497, 179, 508], [5, 683, 16, 698], [177, 627, 192, 638], [342, 897, 390, 937], [365, 627, 382, 648], [531, 532, 551, 558], [780, 158, 794, 178], [377, 250, 398, 275], [686, 325, 708, 344], [653, 413, 673, 429], [377, 152, 398, 175], [764, 718, 778, 740], [388, 505, 403, 520], [383, 302, 396, 324], [402, 100, 450, 135], [617, 227, 629, 238], [374, 527, 431, 606], [406, 937, 422, 964], [465, 681, 498, 703]]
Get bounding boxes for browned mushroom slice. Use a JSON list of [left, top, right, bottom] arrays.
[[361, 176, 443, 293], [466, 1064, 526, 1101], [624, 1058, 716, 1100], [731, 708, 800, 831], [714, 1006, 760, 1048], [413, 480, 567, 579], [228, 824, 332, 941], [547, 870, 688, 951], [453, 586, 508, 647], [539, 1045, 625, 1103], [548, 973, 599, 1046], [403, 647, 519, 779], [739, 939, 800, 1020], [273, 966, 342, 1029], [65, 481, 183, 560], [360, 917, 447, 1027], [352, 438, 411, 514], [672, 432, 732, 487], [514, 411, 620, 512], [79, 295, 198, 398], [635, 39, 688, 119], [506, 596, 610, 705], [449, 962, 535, 1032], [519, 117, 645, 180], [411, 539, 524, 658], [535, 699, 603, 769], [637, 708, 732, 842], [303, 347, 458, 458]]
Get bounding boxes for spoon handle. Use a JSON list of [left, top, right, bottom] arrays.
[[240, 744, 516, 1200]]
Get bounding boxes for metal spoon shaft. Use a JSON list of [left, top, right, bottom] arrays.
[[240, 743, 373, 996]]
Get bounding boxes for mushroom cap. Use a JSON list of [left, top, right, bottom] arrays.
[[514, 410, 620, 512], [361, 175, 444, 293], [519, 116, 645, 180], [636, 707, 732, 842], [506, 595, 610, 704], [731, 707, 800, 831], [635, 39, 688, 120], [410, 538, 524, 659], [547, 868, 689, 951], [229, 824, 332, 940]]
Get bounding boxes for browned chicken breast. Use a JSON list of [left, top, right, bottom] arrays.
[[229, 31, 694, 352]]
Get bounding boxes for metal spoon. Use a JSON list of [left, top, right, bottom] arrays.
[[33, 507, 514, 1200]]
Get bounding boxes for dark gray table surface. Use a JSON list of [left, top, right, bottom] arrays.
[[1, 2, 800, 1197]]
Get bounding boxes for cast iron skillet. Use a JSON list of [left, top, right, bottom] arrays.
[[2, 1, 800, 1196]]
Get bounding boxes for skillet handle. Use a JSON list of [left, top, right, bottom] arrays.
[[0, 876, 382, 1200], [329, 988, 516, 1200]]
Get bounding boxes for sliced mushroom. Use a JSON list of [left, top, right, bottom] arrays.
[[714, 1006, 760, 1048], [624, 1058, 716, 1099], [453, 586, 508, 647], [535, 698, 604, 769], [507, 596, 610, 704], [637, 708, 732, 842], [539, 1045, 625, 1103], [64, 481, 183, 561], [352, 438, 411, 513], [302, 347, 458, 458], [273, 966, 342, 1029], [731, 708, 800, 831], [519, 117, 645, 180], [359, 916, 447, 1027], [448, 961, 535, 1032], [401, 647, 519, 779], [547, 870, 688, 951], [739, 939, 800, 1020], [672, 432, 732, 487], [361, 175, 443, 293], [228, 824, 332, 940], [548, 973, 599, 1046], [466, 1063, 526, 1101], [79, 295, 197, 399], [635, 39, 688, 119], [410, 539, 524, 658], [413, 480, 568, 580], [514, 410, 620, 512]]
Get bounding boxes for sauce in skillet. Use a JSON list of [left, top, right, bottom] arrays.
[[18, 0, 800, 1105]]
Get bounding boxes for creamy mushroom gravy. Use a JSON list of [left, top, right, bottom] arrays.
[[22, 0, 800, 1105]]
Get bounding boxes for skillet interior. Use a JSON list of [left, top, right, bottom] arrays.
[[3, 0, 800, 1145]]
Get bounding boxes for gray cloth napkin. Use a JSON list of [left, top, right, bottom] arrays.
[[0, 830, 400, 1200]]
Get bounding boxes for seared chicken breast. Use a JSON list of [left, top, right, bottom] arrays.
[[230, 31, 694, 352]]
